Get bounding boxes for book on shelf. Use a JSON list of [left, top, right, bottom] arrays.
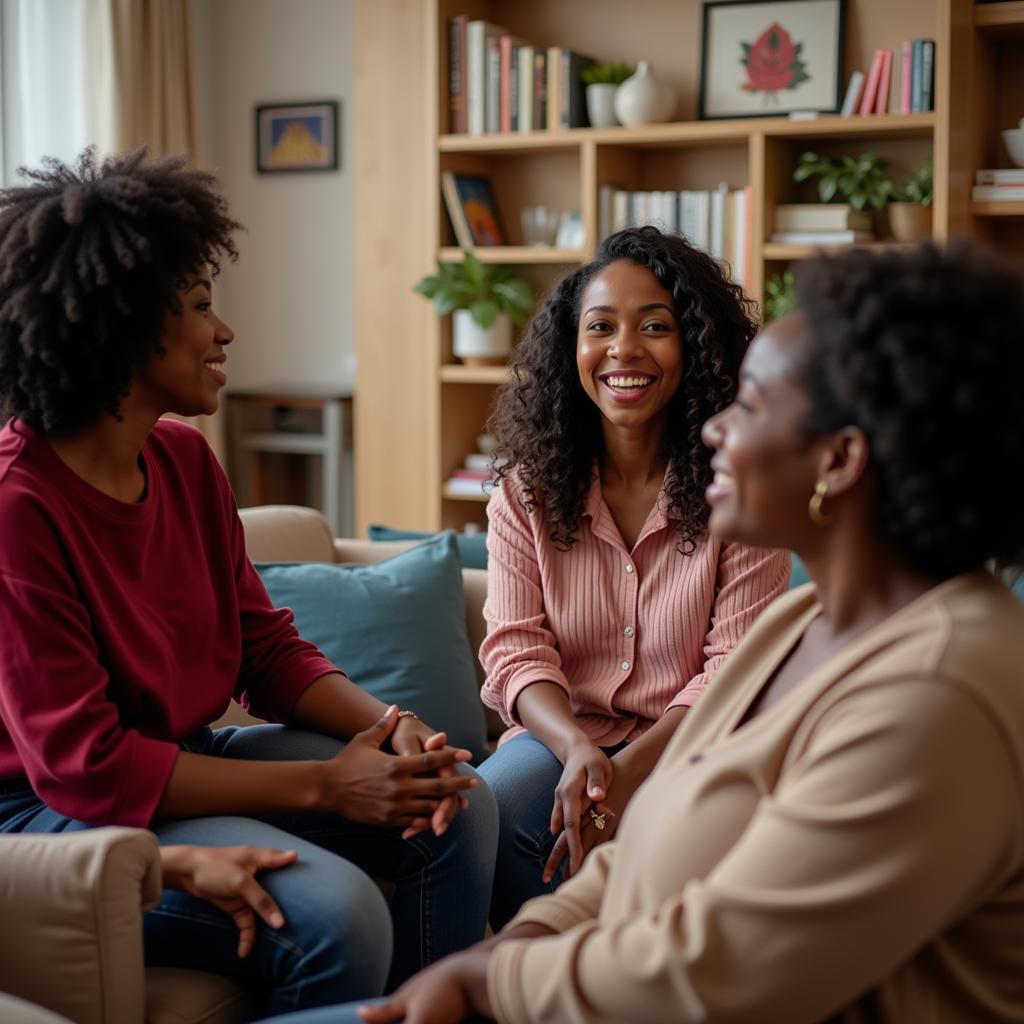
[[466, 20, 504, 135], [874, 49, 893, 114], [546, 46, 561, 132], [518, 44, 535, 132], [976, 169, 1024, 185], [444, 476, 495, 496], [900, 39, 913, 114], [450, 469, 492, 482], [534, 51, 547, 132], [499, 34, 526, 134], [920, 41, 935, 113], [560, 50, 596, 129], [839, 71, 864, 117], [448, 15, 468, 133], [463, 452, 494, 474], [773, 204, 874, 232], [972, 185, 1024, 201], [770, 230, 875, 245], [486, 37, 501, 134], [859, 49, 885, 115], [441, 171, 507, 247]]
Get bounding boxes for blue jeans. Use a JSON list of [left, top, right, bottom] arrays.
[[260, 999, 491, 1023], [0, 724, 498, 1017]]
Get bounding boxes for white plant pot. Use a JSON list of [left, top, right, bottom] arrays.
[[586, 84, 619, 128], [453, 308, 512, 366], [614, 60, 676, 126]]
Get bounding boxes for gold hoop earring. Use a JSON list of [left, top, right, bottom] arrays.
[[808, 479, 833, 526]]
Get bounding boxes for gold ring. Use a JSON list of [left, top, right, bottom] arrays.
[[589, 809, 607, 831]]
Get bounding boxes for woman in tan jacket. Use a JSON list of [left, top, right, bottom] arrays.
[[271, 241, 1024, 1024]]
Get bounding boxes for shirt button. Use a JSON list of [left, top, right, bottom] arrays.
[[620, 660, 630, 671], [625, 563, 634, 573], [624, 626, 634, 637]]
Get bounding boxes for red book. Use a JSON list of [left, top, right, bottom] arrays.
[[874, 49, 893, 114], [449, 15, 468, 133], [900, 39, 913, 114], [859, 49, 884, 115]]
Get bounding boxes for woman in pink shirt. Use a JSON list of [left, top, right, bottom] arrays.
[[477, 226, 789, 927]]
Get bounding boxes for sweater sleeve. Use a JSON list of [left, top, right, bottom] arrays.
[[666, 542, 790, 710], [488, 678, 1024, 1024], [225, 491, 339, 723], [479, 480, 570, 727], [0, 568, 179, 827]]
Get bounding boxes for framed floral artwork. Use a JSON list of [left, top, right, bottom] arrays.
[[699, 0, 846, 119]]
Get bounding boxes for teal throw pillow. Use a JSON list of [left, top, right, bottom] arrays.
[[790, 554, 811, 588], [256, 532, 488, 762], [367, 524, 489, 570]]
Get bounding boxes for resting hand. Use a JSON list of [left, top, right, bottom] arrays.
[[160, 844, 297, 958], [358, 947, 493, 1024], [548, 737, 613, 877], [320, 705, 476, 828]]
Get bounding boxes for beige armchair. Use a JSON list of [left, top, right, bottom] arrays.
[[0, 506, 492, 1024]]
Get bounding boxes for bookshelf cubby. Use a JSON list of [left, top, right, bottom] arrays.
[[355, 0, 1007, 535]]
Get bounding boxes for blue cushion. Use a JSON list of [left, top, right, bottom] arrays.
[[367, 524, 489, 570], [256, 532, 488, 762], [790, 554, 811, 588]]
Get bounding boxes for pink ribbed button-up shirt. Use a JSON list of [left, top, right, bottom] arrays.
[[480, 470, 790, 747]]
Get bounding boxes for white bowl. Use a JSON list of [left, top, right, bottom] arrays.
[[1003, 128, 1024, 168]]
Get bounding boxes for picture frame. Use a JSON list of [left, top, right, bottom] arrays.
[[699, 0, 846, 120], [441, 171, 507, 247], [255, 101, 339, 174]]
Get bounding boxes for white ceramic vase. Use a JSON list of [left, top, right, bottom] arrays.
[[453, 308, 512, 366], [614, 60, 676, 126], [586, 83, 619, 128]]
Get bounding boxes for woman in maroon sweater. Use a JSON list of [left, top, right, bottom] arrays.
[[0, 149, 496, 1017]]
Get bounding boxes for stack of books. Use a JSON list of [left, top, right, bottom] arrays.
[[444, 452, 500, 497], [839, 39, 936, 117], [448, 15, 594, 135], [972, 169, 1024, 203], [599, 183, 753, 287], [769, 204, 875, 247]]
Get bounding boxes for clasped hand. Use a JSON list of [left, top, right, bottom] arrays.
[[321, 704, 477, 839]]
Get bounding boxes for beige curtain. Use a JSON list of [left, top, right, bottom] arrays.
[[89, 0, 224, 459]]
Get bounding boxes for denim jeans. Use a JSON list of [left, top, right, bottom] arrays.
[[260, 998, 491, 1023], [0, 724, 498, 1017]]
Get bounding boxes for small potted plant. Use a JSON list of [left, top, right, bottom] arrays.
[[888, 157, 933, 242], [763, 270, 796, 323], [581, 62, 634, 129], [794, 150, 893, 213], [414, 251, 534, 366]]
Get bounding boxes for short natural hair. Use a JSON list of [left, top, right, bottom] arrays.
[[489, 225, 757, 552], [795, 241, 1024, 577], [0, 147, 241, 434]]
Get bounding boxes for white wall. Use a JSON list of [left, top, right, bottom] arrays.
[[193, 0, 355, 391]]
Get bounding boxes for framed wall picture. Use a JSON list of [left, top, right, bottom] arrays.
[[699, 0, 845, 120], [441, 171, 507, 247], [255, 100, 339, 173]]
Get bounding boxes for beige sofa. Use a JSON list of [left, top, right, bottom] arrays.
[[0, 505, 494, 1024]]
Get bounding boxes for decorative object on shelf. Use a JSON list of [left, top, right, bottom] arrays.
[[255, 100, 339, 173], [763, 271, 796, 322], [888, 156, 933, 242], [973, 167, 1024, 203], [613, 60, 676, 126], [581, 62, 634, 128], [521, 205, 561, 246], [699, 0, 846, 120], [1002, 118, 1024, 168], [794, 151, 891, 211], [441, 171, 506, 248], [554, 210, 585, 249], [413, 252, 533, 367]]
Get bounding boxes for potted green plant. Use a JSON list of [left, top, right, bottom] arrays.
[[763, 270, 796, 323], [414, 251, 534, 366], [793, 151, 893, 212], [581, 62, 634, 128], [888, 157, 933, 242]]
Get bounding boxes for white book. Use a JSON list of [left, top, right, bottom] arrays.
[[973, 185, 1024, 201], [599, 184, 615, 241], [839, 70, 865, 117], [679, 191, 699, 245], [635, 191, 650, 228], [710, 182, 728, 260], [976, 169, 1024, 185], [694, 192, 711, 252], [467, 21, 503, 135], [612, 190, 629, 232], [517, 45, 534, 133], [770, 229, 874, 244], [486, 40, 501, 134]]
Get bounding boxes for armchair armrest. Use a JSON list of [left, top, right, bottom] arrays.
[[0, 827, 162, 1024]]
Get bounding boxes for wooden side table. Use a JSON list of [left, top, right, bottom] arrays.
[[225, 387, 354, 538]]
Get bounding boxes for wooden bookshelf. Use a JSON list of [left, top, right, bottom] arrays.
[[355, 0, 971, 535], [974, 1, 1024, 37], [442, 485, 493, 503], [973, 200, 1024, 217]]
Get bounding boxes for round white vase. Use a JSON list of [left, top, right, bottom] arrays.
[[586, 83, 619, 128], [614, 60, 676, 126], [453, 308, 512, 366]]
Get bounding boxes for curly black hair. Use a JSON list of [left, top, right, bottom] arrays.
[[794, 241, 1024, 579], [488, 225, 757, 552], [0, 147, 241, 435]]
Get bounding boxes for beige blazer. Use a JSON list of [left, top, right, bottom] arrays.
[[488, 572, 1024, 1024]]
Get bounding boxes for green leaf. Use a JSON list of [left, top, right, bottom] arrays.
[[820, 178, 839, 202], [469, 298, 499, 328], [413, 275, 441, 298], [462, 250, 486, 288], [492, 278, 534, 311], [435, 289, 463, 315]]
